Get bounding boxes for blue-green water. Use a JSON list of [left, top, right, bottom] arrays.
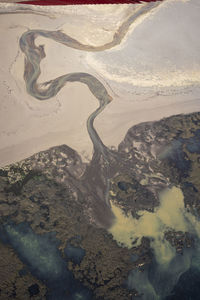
[[0, 222, 94, 300]]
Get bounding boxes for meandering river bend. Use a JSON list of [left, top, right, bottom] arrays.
[[19, 1, 160, 157]]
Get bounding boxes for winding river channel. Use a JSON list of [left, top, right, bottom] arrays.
[[19, 1, 160, 158]]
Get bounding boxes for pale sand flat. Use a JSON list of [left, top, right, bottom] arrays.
[[0, 0, 200, 166]]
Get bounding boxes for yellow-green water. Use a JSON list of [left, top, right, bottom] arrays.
[[109, 186, 200, 266]]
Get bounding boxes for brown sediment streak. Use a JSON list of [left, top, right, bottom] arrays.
[[17, 0, 163, 5]]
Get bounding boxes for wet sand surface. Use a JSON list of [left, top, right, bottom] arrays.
[[0, 0, 199, 166]]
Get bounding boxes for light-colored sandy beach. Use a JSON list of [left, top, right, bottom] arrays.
[[0, 0, 199, 166]]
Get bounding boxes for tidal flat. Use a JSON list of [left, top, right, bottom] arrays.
[[0, 0, 200, 299]]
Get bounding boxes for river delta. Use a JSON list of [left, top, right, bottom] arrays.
[[0, 0, 200, 299]]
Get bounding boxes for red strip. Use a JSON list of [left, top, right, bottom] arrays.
[[18, 0, 162, 5]]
